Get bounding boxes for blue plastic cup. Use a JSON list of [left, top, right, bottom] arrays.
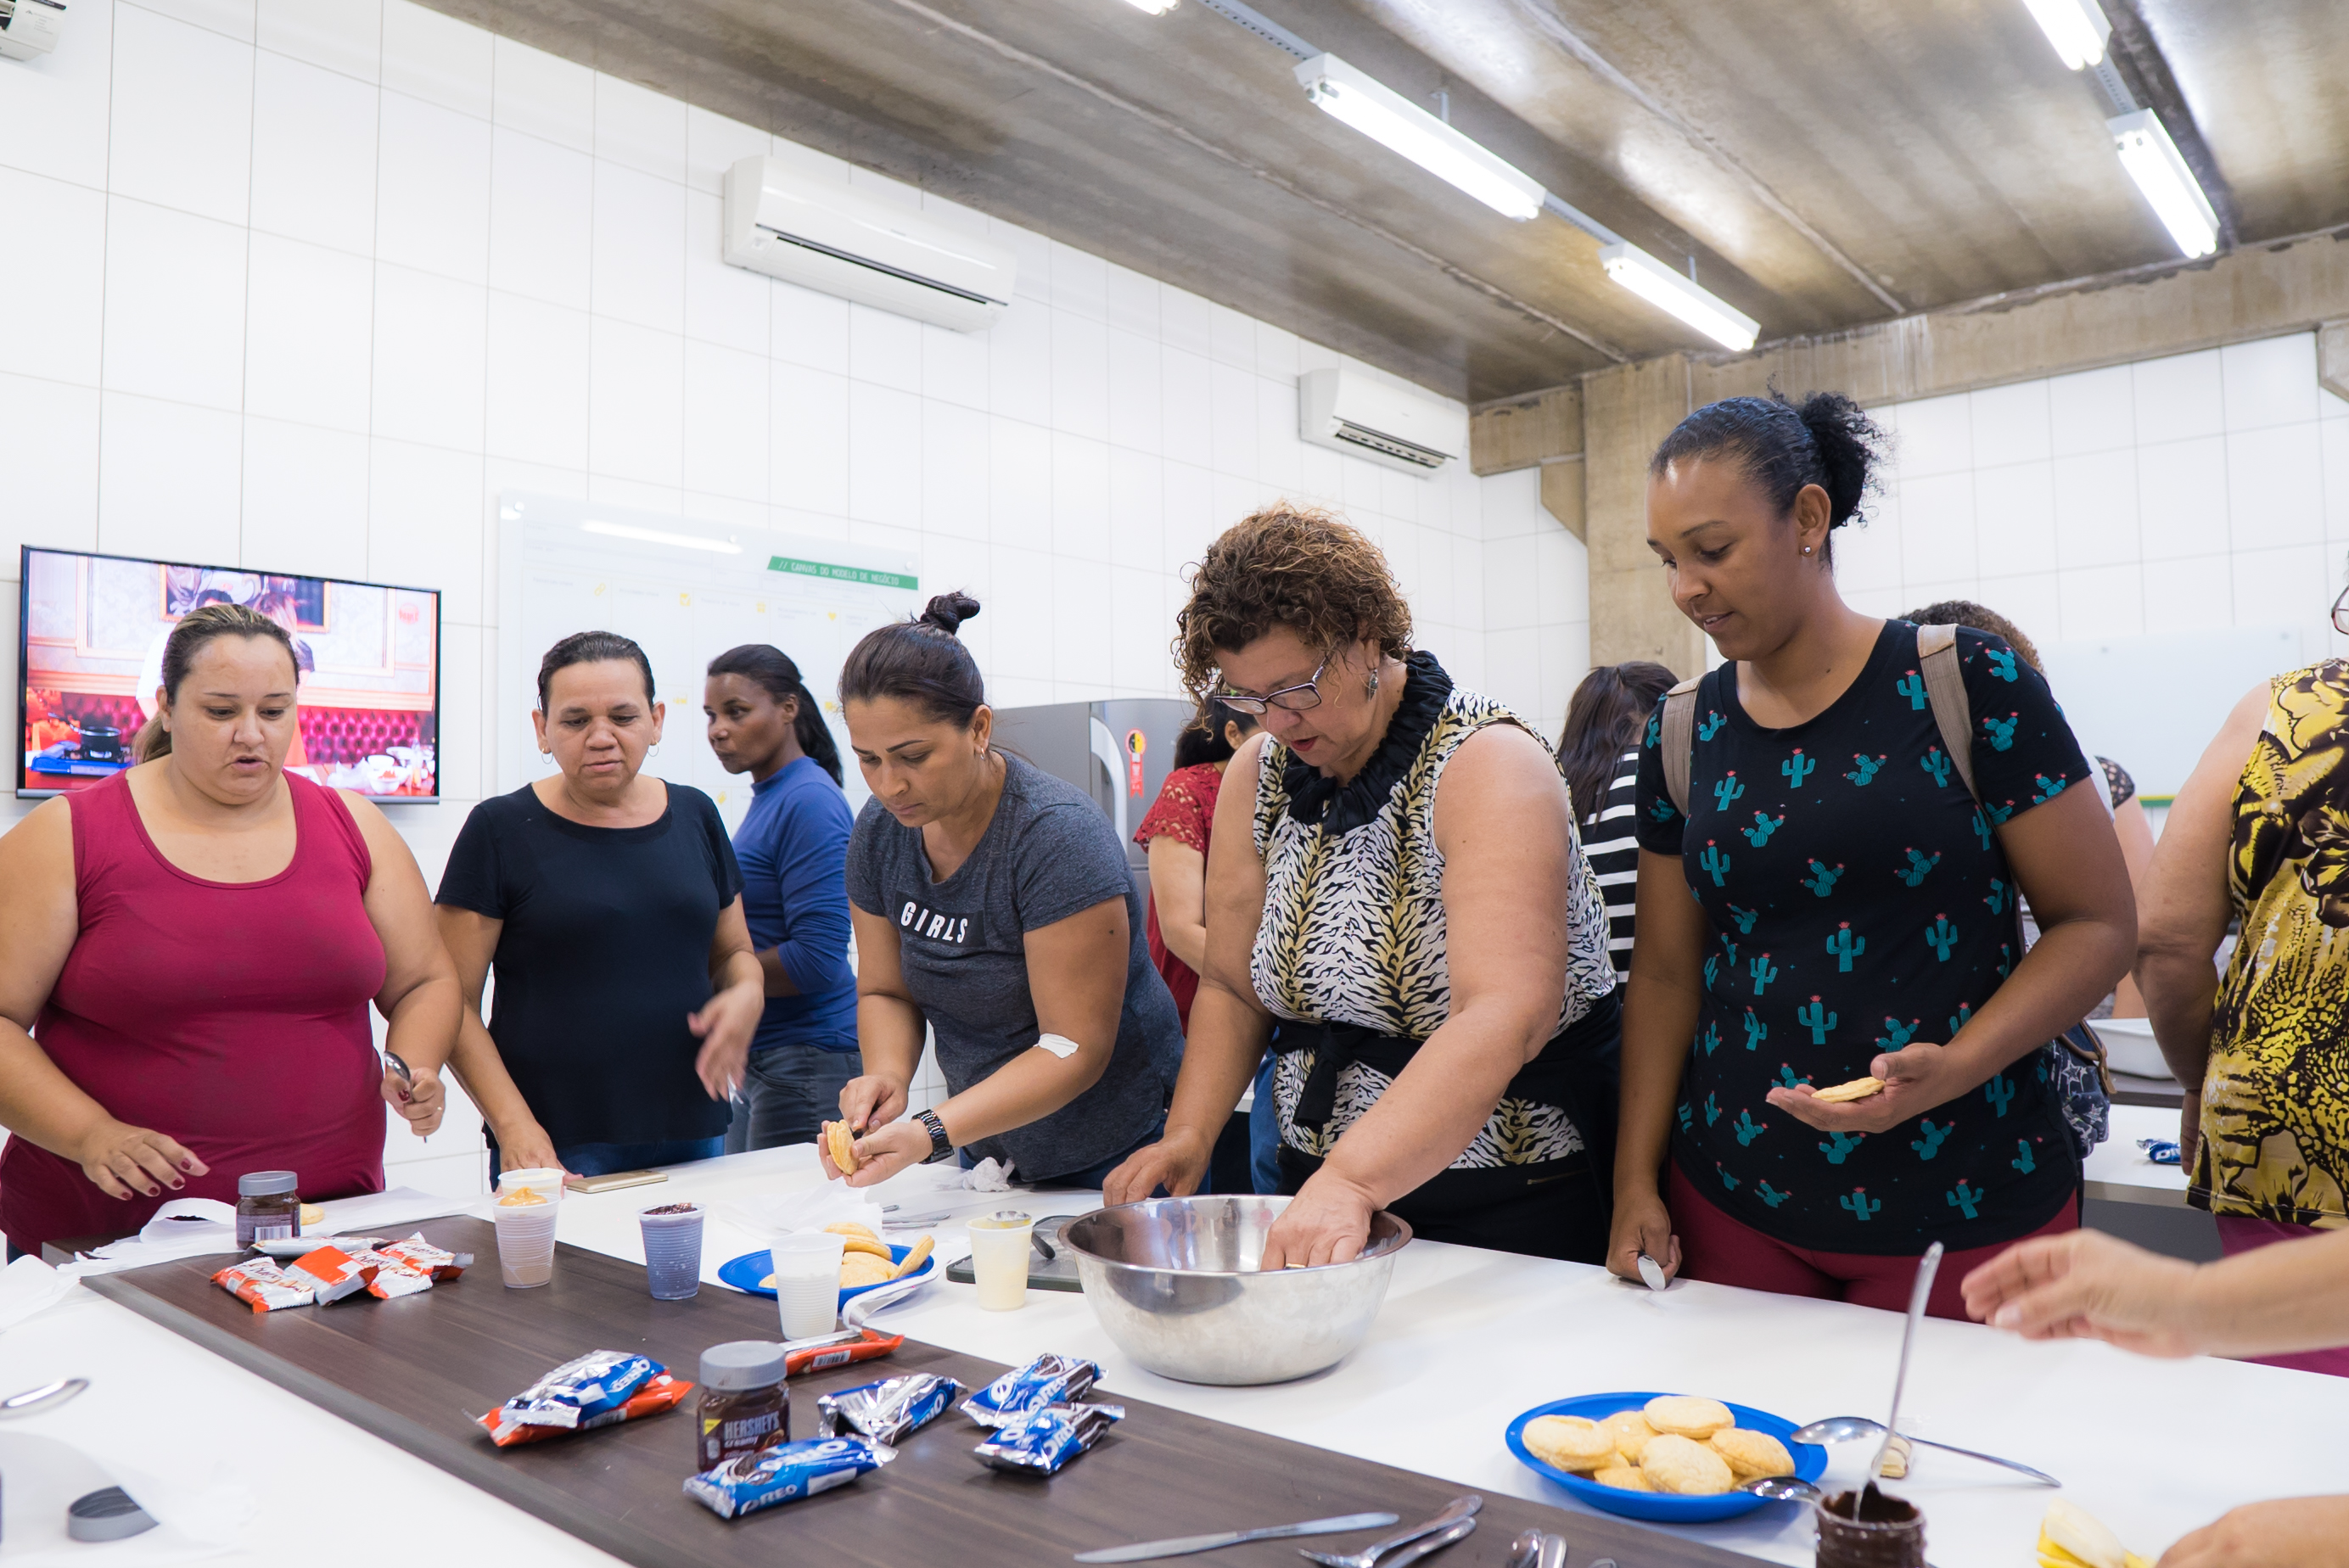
[[638, 1202, 704, 1300]]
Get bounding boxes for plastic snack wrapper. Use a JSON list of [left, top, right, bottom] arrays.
[[683, 1435, 894, 1519], [973, 1403, 1124, 1475], [352, 1249, 434, 1300], [958, 1353, 1100, 1429], [816, 1374, 962, 1444], [786, 1330, 903, 1378], [478, 1369, 692, 1448], [489, 1351, 664, 1431], [211, 1257, 315, 1313], [284, 1245, 375, 1306], [379, 1234, 472, 1280]]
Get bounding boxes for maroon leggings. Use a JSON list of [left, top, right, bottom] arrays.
[[1668, 1162, 2078, 1319]]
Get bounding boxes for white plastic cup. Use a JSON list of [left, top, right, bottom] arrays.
[[967, 1210, 1034, 1312], [494, 1204, 558, 1288], [771, 1231, 846, 1339], [497, 1168, 565, 1205]]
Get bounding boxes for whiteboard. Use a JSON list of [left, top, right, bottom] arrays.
[[495, 494, 921, 832], [2038, 624, 2308, 801]]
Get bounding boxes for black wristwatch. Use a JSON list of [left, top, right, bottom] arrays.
[[914, 1108, 954, 1164]]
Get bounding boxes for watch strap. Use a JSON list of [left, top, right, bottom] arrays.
[[914, 1108, 953, 1164]]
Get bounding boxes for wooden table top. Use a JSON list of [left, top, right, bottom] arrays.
[[83, 1217, 1771, 1568]]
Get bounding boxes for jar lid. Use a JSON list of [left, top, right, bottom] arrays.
[[238, 1171, 299, 1197], [698, 1341, 788, 1392]]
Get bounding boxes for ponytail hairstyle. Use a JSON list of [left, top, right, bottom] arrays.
[[838, 592, 987, 728], [135, 603, 301, 762], [706, 642, 844, 787], [1171, 697, 1259, 770], [1556, 662, 1677, 830], [536, 630, 655, 714], [1650, 389, 1886, 565]]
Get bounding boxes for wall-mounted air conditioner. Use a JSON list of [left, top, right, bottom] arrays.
[[722, 156, 1018, 333], [1298, 367, 1466, 477]]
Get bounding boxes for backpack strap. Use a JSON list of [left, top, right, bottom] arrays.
[[1660, 676, 1703, 819], [1915, 624, 1977, 802]]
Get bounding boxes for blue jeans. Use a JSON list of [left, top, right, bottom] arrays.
[[726, 1042, 861, 1154], [490, 1133, 726, 1178], [1247, 1052, 1281, 1195]]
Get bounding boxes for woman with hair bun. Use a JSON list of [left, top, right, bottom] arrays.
[[1106, 506, 1621, 1265], [1613, 390, 2136, 1316], [819, 593, 1183, 1190]]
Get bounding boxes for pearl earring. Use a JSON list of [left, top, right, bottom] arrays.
[[1802, 546, 1814, 554]]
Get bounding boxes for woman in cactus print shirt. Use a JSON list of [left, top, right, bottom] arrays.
[[1612, 392, 2136, 1319]]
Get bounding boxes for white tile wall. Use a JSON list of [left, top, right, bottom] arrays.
[[0, 0, 1533, 1174], [1846, 332, 2349, 679]]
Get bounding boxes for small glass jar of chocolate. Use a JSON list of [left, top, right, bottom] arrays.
[[1815, 1485, 1926, 1568], [696, 1341, 789, 1470], [235, 1172, 301, 1248]]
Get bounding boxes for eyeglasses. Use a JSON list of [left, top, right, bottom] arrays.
[[1215, 657, 1330, 716], [2335, 585, 2349, 636]]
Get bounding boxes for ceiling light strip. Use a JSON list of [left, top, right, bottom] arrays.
[[2108, 109, 2218, 258], [2019, 0, 2111, 70], [1294, 53, 1545, 221], [1596, 244, 1759, 351]]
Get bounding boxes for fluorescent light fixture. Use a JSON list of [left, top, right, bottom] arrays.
[[1597, 244, 1760, 351], [1121, 0, 1179, 11], [580, 518, 743, 554], [2109, 109, 2218, 258], [2019, 0, 2111, 70], [1293, 53, 1545, 221]]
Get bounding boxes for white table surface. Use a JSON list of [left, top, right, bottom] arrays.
[[7, 1142, 2340, 1568], [2085, 1103, 2193, 1206]]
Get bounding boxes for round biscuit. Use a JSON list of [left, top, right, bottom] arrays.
[[1599, 1409, 1657, 1462], [1522, 1415, 1617, 1475], [1591, 1466, 1651, 1492], [823, 1219, 878, 1240], [1639, 1433, 1735, 1496], [1642, 1394, 1734, 1439], [838, 1254, 894, 1287], [1709, 1426, 1796, 1481]]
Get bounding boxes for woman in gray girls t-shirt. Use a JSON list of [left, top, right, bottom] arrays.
[[827, 594, 1181, 1188]]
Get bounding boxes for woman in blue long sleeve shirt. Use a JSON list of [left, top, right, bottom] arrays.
[[704, 645, 861, 1151]]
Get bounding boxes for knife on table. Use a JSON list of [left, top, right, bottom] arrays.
[[1074, 1512, 1400, 1564]]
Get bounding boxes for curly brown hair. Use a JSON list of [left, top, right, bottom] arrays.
[[1174, 503, 1412, 701]]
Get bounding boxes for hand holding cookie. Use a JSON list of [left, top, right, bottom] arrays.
[[1767, 1040, 1956, 1133]]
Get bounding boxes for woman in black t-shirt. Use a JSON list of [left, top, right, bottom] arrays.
[[1612, 392, 2136, 1319], [435, 632, 766, 1177]]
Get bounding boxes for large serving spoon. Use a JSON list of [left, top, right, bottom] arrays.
[[1871, 1242, 1943, 1481], [0, 1378, 89, 1420], [1741, 1475, 1822, 1504], [1786, 1415, 2059, 1487]]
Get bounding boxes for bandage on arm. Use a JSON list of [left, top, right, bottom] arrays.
[[1034, 1033, 1081, 1060]]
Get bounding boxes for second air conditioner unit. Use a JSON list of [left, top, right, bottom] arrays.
[[1297, 367, 1466, 476], [721, 156, 1018, 332]]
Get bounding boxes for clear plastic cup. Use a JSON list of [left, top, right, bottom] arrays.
[[771, 1231, 846, 1339], [967, 1210, 1034, 1312], [637, 1201, 704, 1300], [497, 1168, 565, 1206], [494, 1203, 558, 1288]]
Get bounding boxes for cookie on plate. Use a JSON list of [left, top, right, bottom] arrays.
[[1639, 1434, 1735, 1496], [1642, 1394, 1734, 1439], [1522, 1415, 1617, 1475], [1599, 1408, 1657, 1463], [1592, 1466, 1651, 1492], [838, 1252, 894, 1288], [1710, 1427, 1796, 1481]]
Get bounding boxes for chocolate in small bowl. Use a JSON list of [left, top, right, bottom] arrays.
[[1815, 1482, 1924, 1568]]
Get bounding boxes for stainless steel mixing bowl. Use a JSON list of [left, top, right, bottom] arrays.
[[1061, 1195, 1411, 1386]]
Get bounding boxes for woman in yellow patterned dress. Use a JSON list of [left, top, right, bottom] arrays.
[[1105, 505, 1619, 1264], [2136, 605, 2349, 1375]]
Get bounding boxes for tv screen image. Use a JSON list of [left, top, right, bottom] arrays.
[[19, 547, 441, 800]]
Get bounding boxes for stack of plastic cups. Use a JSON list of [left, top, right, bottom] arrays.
[[770, 1232, 845, 1339], [638, 1201, 704, 1300], [493, 1168, 563, 1289]]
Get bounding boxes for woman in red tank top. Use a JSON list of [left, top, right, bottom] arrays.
[[0, 606, 460, 1255]]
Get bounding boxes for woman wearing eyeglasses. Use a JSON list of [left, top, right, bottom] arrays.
[[1104, 506, 1620, 1265], [2131, 588, 2349, 1374]]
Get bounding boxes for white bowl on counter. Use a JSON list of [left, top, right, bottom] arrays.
[[2091, 1017, 2174, 1081]]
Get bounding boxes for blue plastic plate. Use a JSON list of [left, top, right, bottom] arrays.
[[717, 1241, 933, 1306], [1504, 1392, 1827, 1524]]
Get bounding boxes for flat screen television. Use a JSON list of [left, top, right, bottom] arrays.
[[18, 546, 441, 800]]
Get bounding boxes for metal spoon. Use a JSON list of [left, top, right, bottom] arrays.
[[0, 1378, 89, 1420], [1787, 1415, 2059, 1486], [1741, 1475, 1822, 1504], [1871, 1241, 1943, 1481], [1506, 1529, 1542, 1568]]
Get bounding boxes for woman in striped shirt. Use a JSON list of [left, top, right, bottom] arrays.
[[1558, 664, 1678, 976]]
